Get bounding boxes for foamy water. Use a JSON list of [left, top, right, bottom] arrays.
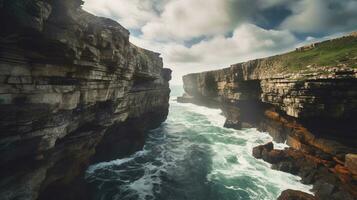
[[85, 86, 312, 200]]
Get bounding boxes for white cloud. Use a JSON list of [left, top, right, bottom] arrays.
[[132, 24, 298, 84], [280, 0, 357, 34], [83, 0, 355, 85], [83, 0, 163, 29], [83, 0, 357, 37], [141, 0, 233, 41], [166, 24, 297, 64]]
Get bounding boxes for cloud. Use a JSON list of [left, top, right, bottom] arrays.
[[257, 0, 294, 9], [84, 0, 357, 38], [280, 0, 357, 34], [141, 0, 234, 41], [83, 0, 165, 29], [131, 24, 298, 84], [83, 0, 356, 84], [165, 24, 297, 64]]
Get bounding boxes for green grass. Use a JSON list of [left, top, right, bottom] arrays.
[[265, 35, 357, 73]]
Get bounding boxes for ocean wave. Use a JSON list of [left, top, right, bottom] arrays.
[[85, 90, 312, 200]]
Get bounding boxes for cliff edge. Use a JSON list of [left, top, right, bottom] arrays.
[[0, 0, 171, 199], [179, 33, 357, 200]]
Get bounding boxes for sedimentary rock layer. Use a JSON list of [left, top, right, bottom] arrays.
[[179, 33, 357, 199], [0, 1, 171, 199]]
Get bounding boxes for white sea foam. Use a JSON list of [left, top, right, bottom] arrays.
[[189, 107, 313, 197], [127, 162, 161, 200], [86, 150, 148, 176], [170, 101, 226, 127], [169, 100, 313, 197]]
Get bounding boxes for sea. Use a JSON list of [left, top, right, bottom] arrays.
[[85, 85, 312, 200]]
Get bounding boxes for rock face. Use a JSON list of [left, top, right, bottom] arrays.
[[0, 1, 171, 200], [179, 33, 357, 199]]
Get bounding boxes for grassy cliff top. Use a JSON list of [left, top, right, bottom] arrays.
[[227, 32, 357, 80], [184, 32, 357, 80], [277, 33, 357, 72]]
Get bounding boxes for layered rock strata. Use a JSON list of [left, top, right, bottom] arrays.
[[179, 33, 357, 199], [0, 1, 171, 200]]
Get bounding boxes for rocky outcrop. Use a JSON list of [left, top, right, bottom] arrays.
[[179, 33, 357, 199], [0, 1, 171, 200], [253, 142, 357, 200], [277, 190, 316, 200]]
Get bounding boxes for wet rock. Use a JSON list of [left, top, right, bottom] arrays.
[[224, 119, 242, 129], [252, 146, 263, 159], [313, 181, 336, 199], [252, 142, 273, 159], [277, 189, 316, 200], [299, 168, 318, 184], [331, 190, 355, 200], [253, 143, 357, 199], [262, 149, 285, 164], [272, 161, 299, 175], [345, 154, 357, 175]]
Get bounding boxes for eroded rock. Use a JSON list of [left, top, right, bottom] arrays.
[[252, 142, 273, 159], [253, 143, 357, 200]]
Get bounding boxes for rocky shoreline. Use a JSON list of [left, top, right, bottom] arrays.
[[0, 1, 171, 199], [178, 33, 357, 200]]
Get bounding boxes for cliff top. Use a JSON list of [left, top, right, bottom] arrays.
[[184, 32, 357, 80], [266, 31, 357, 72]]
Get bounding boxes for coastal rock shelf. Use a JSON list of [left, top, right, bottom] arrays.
[[179, 33, 357, 200], [0, 1, 171, 199]]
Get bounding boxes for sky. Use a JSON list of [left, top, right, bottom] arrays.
[[83, 0, 357, 85]]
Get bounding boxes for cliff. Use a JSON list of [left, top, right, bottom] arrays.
[[0, 1, 171, 200], [179, 33, 357, 199]]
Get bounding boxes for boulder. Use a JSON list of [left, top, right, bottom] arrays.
[[252, 142, 274, 159], [277, 189, 316, 200]]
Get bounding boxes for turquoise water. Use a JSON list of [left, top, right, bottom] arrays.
[[85, 85, 311, 200]]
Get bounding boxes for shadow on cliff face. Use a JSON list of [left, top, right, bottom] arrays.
[[91, 110, 169, 164], [36, 108, 169, 200]]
